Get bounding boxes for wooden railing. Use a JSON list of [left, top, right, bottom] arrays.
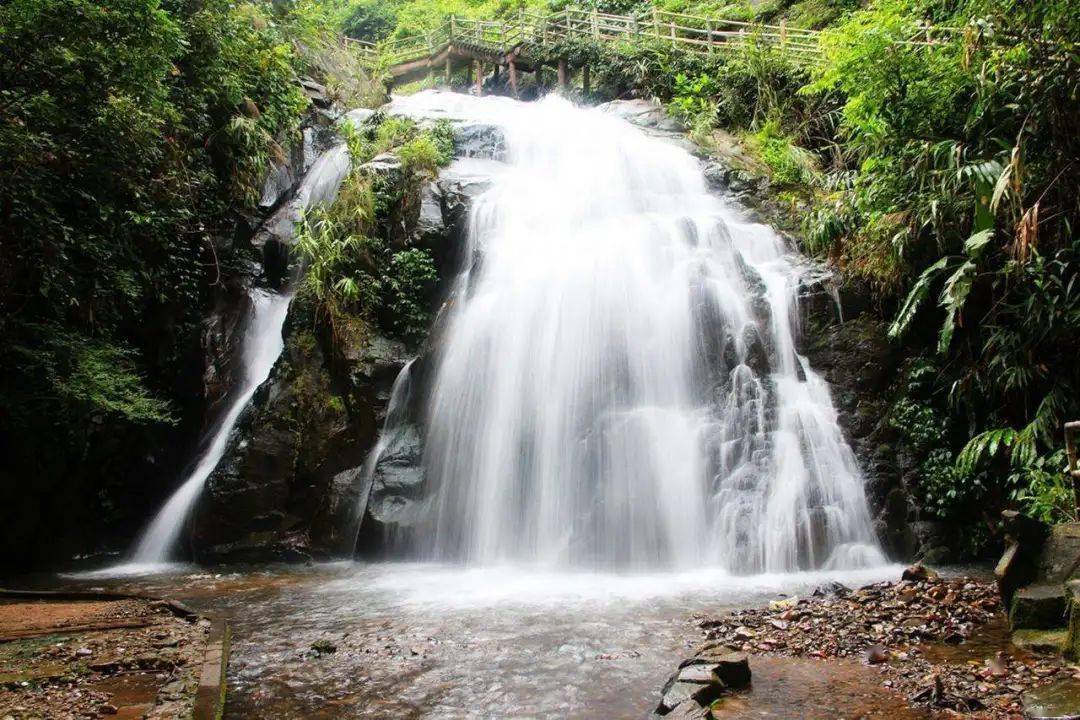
[[348, 6, 833, 70]]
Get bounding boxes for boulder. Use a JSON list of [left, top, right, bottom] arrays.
[[662, 700, 710, 719], [365, 423, 425, 528], [452, 122, 507, 161], [679, 651, 751, 689], [436, 158, 502, 246], [300, 77, 331, 109], [1012, 628, 1069, 655], [657, 676, 725, 716], [997, 511, 1051, 608], [597, 99, 685, 133], [710, 652, 751, 689], [901, 563, 939, 583]]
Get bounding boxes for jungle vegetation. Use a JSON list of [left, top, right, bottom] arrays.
[[1, 0, 1076, 563]]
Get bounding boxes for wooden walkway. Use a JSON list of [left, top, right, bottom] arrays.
[[344, 8, 829, 87], [343, 7, 968, 90]]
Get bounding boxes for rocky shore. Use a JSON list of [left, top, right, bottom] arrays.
[[657, 568, 1079, 719], [0, 592, 224, 720]]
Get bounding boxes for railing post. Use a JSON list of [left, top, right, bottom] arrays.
[[706, 19, 714, 53], [780, 19, 788, 49], [592, 8, 599, 39], [450, 14, 456, 42], [652, 8, 660, 39], [669, 20, 676, 48]]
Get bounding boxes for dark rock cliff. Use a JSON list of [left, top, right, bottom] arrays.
[[187, 121, 505, 562]]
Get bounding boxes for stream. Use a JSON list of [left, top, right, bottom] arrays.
[[63, 562, 901, 718]]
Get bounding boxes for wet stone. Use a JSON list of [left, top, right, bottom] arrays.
[[658, 677, 726, 715], [711, 652, 751, 689], [663, 700, 711, 719], [677, 664, 720, 684], [1023, 677, 1080, 719], [901, 563, 939, 583]]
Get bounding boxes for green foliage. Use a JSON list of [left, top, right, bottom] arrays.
[[11, 327, 176, 426], [669, 73, 719, 132], [383, 249, 440, 342], [0, 0, 320, 482], [1012, 451, 1076, 525], [746, 120, 816, 186], [297, 114, 450, 345], [398, 122, 456, 176], [375, 116, 420, 153], [342, 0, 399, 41]]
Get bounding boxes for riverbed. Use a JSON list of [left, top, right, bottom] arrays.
[[50, 562, 904, 718]]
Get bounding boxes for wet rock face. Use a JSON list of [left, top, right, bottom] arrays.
[[799, 302, 916, 560], [365, 424, 425, 528], [452, 123, 506, 161], [598, 99, 686, 134], [191, 305, 412, 563], [655, 651, 751, 717], [190, 140, 490, 563]]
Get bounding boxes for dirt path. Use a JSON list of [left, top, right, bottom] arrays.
[[0, 593, 219, 720]]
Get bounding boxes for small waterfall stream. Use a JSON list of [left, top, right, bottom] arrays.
[[379, 92, 884, 573], [132, 290, 291, 562], [129, 143, 353, 565]]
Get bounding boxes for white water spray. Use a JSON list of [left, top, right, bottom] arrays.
[[387, 91, 884, 573]]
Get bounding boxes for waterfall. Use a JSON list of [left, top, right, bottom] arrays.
[[384, 91, 884, 573], [130, 143, 352, 565], [132, 290, 291, 563]]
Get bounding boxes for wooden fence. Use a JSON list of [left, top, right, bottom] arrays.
[[346, 7, 833, 70]]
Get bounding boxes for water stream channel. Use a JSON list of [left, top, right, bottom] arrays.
[[65, 562, 903, 718]]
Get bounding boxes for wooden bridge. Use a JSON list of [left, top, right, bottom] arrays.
[[344, 7, 829, 92]]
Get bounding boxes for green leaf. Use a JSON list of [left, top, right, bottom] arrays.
[[957, 428, 1016, 475], [937, 259, 975, 354], [888, 257, 950, 340], [963, 229, 994, 259]]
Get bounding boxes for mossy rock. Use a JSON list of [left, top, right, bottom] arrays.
[[1013, 628, 1069, 655], [1011, 584, 1068, 630]]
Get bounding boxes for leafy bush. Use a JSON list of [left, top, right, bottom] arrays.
[[747, 120, 817, 186], [342, 0, 398, 41], [297, 113, 453, 345], [382, 249, 440, 342], [0, 0, 309, 462]]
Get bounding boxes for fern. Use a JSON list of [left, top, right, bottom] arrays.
[[888, 256, 950, 340], [956, 427, 1017, 475]]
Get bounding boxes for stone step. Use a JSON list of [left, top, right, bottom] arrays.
[[1011, 584, 1068, 630]]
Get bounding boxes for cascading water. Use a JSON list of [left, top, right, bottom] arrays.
[[130, 143, 353, 565], [132, 290, 291, 563], [384, 91, 885, 573]]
